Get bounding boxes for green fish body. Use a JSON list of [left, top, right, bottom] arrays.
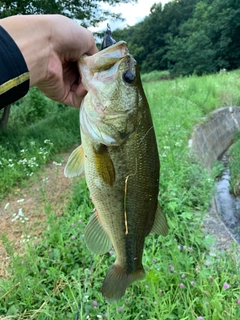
[[65, 41, 168, 302]]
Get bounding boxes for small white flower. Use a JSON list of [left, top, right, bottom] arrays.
[[53, 161, 62, 166], [18, 208, 24, 217], [11, 215, 19, 222], [17, 199, 24, 203], [4, 202, 10, 210]]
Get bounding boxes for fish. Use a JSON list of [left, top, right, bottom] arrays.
[[64, 40, 168, 302]]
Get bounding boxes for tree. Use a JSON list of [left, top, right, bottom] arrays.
[[114, 0, 240, 76], [0, 105, 10, 131], [166, 0, 240, 76], [0, 0, 137, 26], [210, 0, 240, 70], [166, 1, 217, 75], [113, 0, 199, 73], [0, 0, 136, 130]]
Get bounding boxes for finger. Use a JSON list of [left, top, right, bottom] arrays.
[[64, 83, 87, 108]]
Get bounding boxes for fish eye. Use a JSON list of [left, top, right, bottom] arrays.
[[123, 70, 135, 84]]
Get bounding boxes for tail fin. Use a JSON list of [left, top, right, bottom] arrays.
[[101, 264, 145, 302]]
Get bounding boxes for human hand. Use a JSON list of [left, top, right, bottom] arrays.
[[1, 15, 98, 108]]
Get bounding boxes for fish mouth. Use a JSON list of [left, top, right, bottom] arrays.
[[79, 41, 129, 74]]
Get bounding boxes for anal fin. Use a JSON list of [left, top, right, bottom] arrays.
[[151, 204, 168, 236], [85, 212, 112, 255]]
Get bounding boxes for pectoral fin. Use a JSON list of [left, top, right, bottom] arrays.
[[85, 212, 112, 254], [151, 204, 168, 236], [93, 144, 115, 186], [64, 145, 85, 178]]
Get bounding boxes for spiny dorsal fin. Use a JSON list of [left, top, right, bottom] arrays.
[[93, 144, 115, 186], [85, 212, 112, 255], [151, 204, 168, 236], [64, 145, 84, 178]]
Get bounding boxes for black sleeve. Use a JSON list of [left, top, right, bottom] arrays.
[[0, 25, 30, 109]]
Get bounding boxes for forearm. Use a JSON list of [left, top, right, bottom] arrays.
[[0, 15, 50, 87], [0, 25, 30, 109]]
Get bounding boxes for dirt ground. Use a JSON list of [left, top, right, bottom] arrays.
[[0, 150, 74, 278]]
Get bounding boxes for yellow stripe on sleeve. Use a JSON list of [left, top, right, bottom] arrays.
[[0, 72, 30, 95]]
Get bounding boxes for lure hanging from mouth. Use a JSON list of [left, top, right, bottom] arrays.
[[101, 23, 116, 50]]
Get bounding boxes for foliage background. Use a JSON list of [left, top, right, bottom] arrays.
[[113, 0, 240, 76], [0, 0, 137, 27]]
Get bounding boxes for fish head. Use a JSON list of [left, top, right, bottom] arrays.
[[78, 41, 144, 146]]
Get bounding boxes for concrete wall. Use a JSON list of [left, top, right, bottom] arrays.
[[191, 107, 240, 170], [191, 107, 240, 251]]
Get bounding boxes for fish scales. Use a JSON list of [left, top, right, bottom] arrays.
[[82, 105, 159, 267], [64, 41, 168, 302]]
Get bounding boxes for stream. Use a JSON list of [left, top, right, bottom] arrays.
[[215, 155, 240, 244]]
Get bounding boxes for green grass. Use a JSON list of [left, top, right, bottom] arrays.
[[141, 70, 173, 82], [0, 107, 80, 199], [0, 70, 240, 319]]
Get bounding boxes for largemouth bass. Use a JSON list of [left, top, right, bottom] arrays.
[[64, 41, 168, 302]]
